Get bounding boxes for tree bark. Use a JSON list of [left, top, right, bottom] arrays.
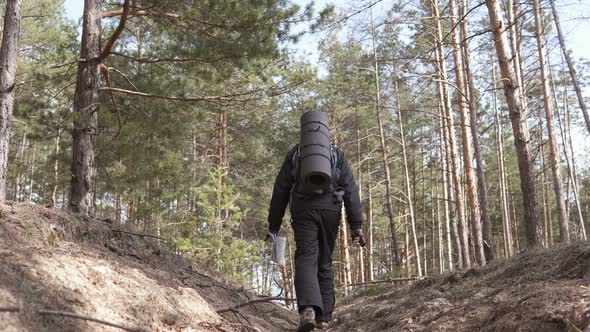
[[70, 0, 101, 215], [549, 0, 590, 135], [533, 0, 569, 244], [485, 0, 543, 246], [0, 0, 23, 200]]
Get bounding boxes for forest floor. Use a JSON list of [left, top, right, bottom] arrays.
[[2, 202, 590, 332], [331, 242, 590, 331], [0, 202, 297, 332]]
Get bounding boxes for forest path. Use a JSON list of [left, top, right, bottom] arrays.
[[0, 203, 297, 332]]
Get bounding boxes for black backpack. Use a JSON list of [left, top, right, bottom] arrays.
[[290, 143, 343, 195]]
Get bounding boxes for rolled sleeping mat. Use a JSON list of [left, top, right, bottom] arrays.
[[299, 111, 332, 193]]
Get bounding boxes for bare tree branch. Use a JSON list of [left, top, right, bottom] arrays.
[[99, 87, 262, 102], [216, 297, 296, 314], [102, 9, 179, 19], [100, 0, 132, 61], [38, 309, 146, 332]]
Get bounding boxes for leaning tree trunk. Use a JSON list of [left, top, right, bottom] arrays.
[[485, 0, 543, 246], [449, 0, 485, 266], [549, 0, 590, 135], [555, 67, 587, 240], [0, 0, 23, 200], [433, 0, 470, 267], [70, 0, 101, 215], [533, 0, 569, 243]]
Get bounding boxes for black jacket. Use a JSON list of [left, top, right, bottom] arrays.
[[267, 145, 363, 233]]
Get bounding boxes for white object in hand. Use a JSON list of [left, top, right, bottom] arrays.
[[270, 234, 286, 266]]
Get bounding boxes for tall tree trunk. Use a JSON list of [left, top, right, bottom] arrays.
[[13, 128, 27, 201], [403, 212, 411, 276], [70, 0, 101, 215], [436, 172, 444, 274], [492, 54, 514, 257], [460, 0, 494, 261], [485, 0, 543, 246], [507, 175, 521, 250], [28, 144, 36, 202], [533, 0, 569, 244], [365, 157, 375, 282], [339, 218, 352, 295], [355, 109, 366, 283], [439, 111, 454, 270], [371, 14, 401, 266], [433, 0, 470, 268], [538, 108, 552, 246], [449, 0, 485, 266], [437, 103, 456, 270], [127, 193, 136, 227], [52, 130, 62, 207], [114, 192, 121, 224], [395, 80, 422, 276], [548, 0, 590, 135], [0, 0, 23, 200]]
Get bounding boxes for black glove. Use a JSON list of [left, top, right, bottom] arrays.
[[351, 228, 366, 247], [264, 231, 277, 242]]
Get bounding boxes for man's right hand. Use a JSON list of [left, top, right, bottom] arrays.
[[351, 228, 366, 247]]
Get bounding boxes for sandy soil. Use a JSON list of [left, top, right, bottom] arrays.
[[0, 202, 297, 332]]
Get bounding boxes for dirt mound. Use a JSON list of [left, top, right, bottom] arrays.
[[331, 244, 590, 331], [0, 202, 297, 332]]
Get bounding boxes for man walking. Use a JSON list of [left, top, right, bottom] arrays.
[[266, 111, 364, 331]]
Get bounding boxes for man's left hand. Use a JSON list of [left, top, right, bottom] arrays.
[[264, 231, 277, 242]]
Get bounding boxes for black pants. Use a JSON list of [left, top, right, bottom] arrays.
[[291, 208, 341, 320]]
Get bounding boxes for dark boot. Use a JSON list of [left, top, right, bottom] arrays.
[[298, 307, 316, 332]]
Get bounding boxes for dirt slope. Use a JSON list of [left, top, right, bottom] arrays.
[[331, 243, 590, 331], [0, 202, 297, 332]]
